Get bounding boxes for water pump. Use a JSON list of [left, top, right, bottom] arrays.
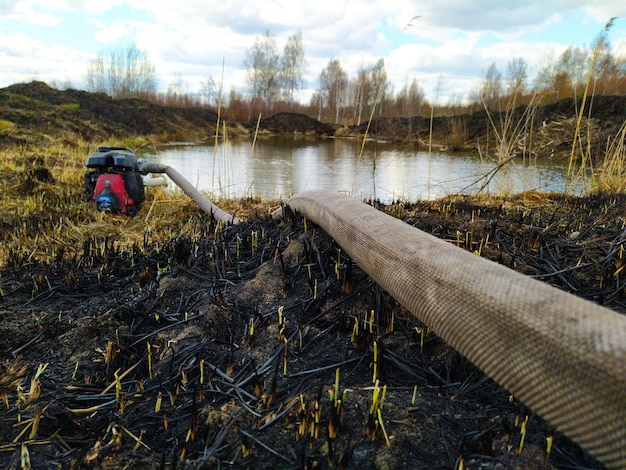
[[84, 145, 240, 223], [84, 146, 145, 216]]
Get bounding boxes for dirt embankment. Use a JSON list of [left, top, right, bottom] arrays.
[[347, 95, 626, 159], [0, 82, 220, 148], [2, 81, 625, 161]]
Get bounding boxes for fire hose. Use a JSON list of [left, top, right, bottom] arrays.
[[138, 162, 241, 224], [280, 190, 625, 469]]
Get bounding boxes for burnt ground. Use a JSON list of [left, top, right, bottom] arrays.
[[1, 81, 625, 469], [245, 112, 336, 136], [1, 192, 626, 469]]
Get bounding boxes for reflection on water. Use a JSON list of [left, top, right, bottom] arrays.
[[145, 136, 575, 202]]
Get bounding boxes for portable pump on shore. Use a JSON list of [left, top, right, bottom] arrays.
[[84, 145, 240, 223], [84, 146, 145, 216]]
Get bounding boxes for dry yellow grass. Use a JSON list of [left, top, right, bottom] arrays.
[[0, 140, 280, 266], [596, 120, 626, 193], [2, 124, 625, 268]]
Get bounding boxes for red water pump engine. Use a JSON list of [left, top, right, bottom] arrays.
[[84, 146, 145, 216]]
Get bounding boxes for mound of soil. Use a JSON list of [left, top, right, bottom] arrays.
[[3, 81, 625, 161], [0, 82, 220, 148], [1, 193, 624, 469], [348, 95, 626, 158], [250, 112, 336, 136]]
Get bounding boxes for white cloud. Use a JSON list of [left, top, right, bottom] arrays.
[[0, 30, 89, 85], [0, 0, 124, 24], [585, 1, 626, 22], [0, 2, 59, 25], [89, 18, 138, 42], [26, 0, 124, 13], [0, 0, 625, 103]]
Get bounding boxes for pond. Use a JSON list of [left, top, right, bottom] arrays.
[[144, 136, 577, 203]]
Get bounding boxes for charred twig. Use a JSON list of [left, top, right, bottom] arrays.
[[288, 358, 360, 378], [257, 396, 300, 430], [239, 430, 295, 465], [305, 279, 374, 326], [128, 311, 212, 347], [11, 331, 44, 358], [202, 415, 238, 460]]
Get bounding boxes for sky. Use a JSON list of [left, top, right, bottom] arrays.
[[1, 0, 625, 104]]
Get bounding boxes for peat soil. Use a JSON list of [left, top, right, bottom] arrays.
[[0, 82, 220, 148], [2, 192, 626, 469]]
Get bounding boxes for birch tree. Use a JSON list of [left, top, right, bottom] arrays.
[[244, 31, 280, 105], [319, 58, 347, 123], [280, 31, 306, 104], [480, 62, 502, 110], [86, 44, 157, 99]]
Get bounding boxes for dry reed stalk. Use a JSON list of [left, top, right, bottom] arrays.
[[478, 91, 539, 194], [567, 18, 617, 191], [597, 120, 626, 193]]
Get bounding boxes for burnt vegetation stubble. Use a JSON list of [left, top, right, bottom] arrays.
[[2, 191, 626, 469], [1, 80, 626, 468]]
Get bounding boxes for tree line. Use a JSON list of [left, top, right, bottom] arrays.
[[79, 28, 626, 124]]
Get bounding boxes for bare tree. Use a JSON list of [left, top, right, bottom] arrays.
[[369, 58, 388, 116], [532, 51, 556, 93], [167, 74, 184, 96], [200, 76, 217, 106], [480, 62, 502, 110], [506, 57, 528, 96], [280, 31, 306, 104], [350, 58, 389, 123], [533, 46, 589, 99], [532, 24, 625, 99], [353, 66, 371, 125], [165, 73, 186, 105], [86, 44, 157, 99], [319, 58, 348, 123], [395, 78, 424, 117], [591, 33, 622, 94], [558, 46, 589, 91], [244, 31, 280, 106]]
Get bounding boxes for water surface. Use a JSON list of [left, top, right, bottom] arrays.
[[145, 136, 575, 202]]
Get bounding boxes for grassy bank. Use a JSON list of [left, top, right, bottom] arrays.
[[0, 140, 280, 268], [1, 126, 625, 268]]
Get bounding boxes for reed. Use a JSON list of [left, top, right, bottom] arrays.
[[567, 18, 617, 192], [477, 91, 540, 195], [596, 120, 626, 193]]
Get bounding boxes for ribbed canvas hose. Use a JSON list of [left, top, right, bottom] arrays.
[[139, 162, 241, 224], [286, 190, 626, 469]]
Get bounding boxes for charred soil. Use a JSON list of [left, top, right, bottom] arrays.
[[2, 192, 626, 469]]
